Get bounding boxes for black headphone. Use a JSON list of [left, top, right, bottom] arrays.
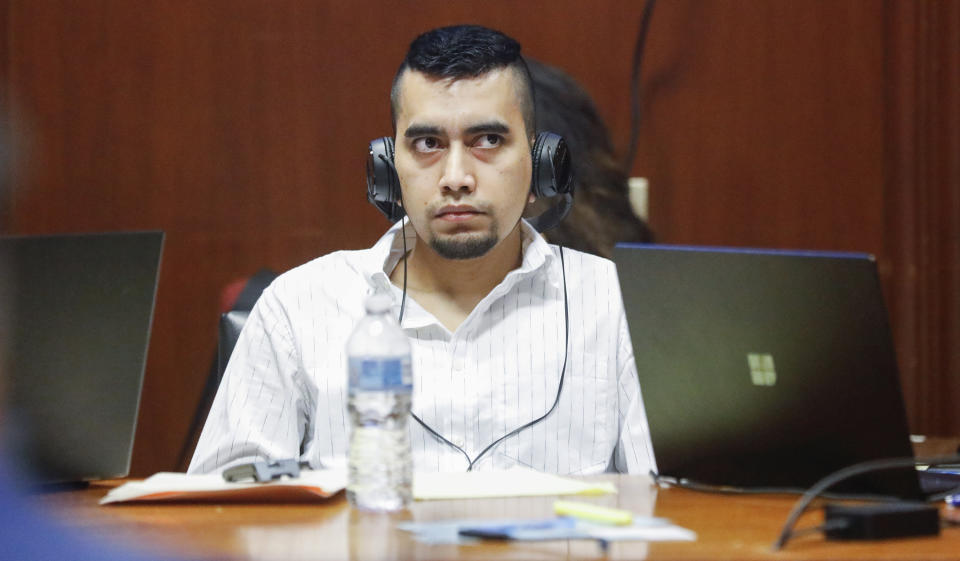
[[365, 132, 574, 232]]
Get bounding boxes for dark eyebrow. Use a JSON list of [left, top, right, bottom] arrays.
[[403, 124, 442, 139], [465, 121, 510, 136], [403, 121, 511, 139]]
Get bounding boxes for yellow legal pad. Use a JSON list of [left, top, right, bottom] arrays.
[[412, 468, 620, 500]]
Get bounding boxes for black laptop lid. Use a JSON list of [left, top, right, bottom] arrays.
[[0, 231, 163, 483], [614, 244, 920, 499]]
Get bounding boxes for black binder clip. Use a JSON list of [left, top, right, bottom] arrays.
[[222, 459, 308, 483]]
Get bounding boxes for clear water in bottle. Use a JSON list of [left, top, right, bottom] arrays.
[[346, 293, 413, 511]]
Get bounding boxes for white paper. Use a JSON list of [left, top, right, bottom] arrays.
[[99, 469, 347, 504], [101, 467, 623, 504]]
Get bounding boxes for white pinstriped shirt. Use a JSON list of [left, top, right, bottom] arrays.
[[189, 220, 655, 475]]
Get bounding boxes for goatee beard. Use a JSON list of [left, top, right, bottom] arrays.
[[429, 230, 498, 259]]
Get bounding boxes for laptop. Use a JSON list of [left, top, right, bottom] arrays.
[[613, 244, 922, 499], [0, 231, 163, 484]]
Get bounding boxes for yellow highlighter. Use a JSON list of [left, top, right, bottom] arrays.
[[553, 500, 633, 525]]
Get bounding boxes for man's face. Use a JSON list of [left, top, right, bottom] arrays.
[[393, 67, 533, 260]]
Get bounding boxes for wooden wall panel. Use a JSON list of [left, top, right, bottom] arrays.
[[635, 1, 887, 252], [0, 0, 10, 224], [884, 0, 960, 436], [2, 1, 957, 473]]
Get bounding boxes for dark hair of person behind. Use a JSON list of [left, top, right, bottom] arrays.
[[390, 25, 535, 136], [524, 58, 654, 257]]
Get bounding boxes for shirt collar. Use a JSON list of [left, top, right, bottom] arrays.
[[364, 217, 415, 292], [362, 218, 562, 295], [509, 219, 563, 289]]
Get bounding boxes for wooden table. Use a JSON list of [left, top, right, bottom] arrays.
[[32, 469, 960, 560]]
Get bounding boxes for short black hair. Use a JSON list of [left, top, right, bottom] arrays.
[[390, 25, 535, 137]]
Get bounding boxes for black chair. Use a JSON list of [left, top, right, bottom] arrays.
[[177, 269, 277, 471]]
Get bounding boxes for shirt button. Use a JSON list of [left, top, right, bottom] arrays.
[[454, 439, 465, 448]]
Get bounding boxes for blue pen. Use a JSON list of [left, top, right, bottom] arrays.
[[947, 495, 959, 508]]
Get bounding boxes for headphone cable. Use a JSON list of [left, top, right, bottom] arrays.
[[398, 216, 408, 325], [405, 245, 569, 471]]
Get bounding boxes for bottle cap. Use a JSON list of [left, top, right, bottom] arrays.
[[365, 292, 393, 314]]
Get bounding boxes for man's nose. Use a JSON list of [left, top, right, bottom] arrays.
[[439, 143, 476, 194]]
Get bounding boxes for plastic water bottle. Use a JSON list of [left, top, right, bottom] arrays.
[[346, 293, 413, 511]]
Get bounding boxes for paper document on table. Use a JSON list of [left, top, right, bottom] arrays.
[[414, 468, 619, 500], [99, 469, 347, 505]]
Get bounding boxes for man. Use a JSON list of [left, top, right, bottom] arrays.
[[189, 25, 654, 475]]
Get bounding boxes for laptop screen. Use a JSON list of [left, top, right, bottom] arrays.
[[0, 231, 163, 483], [614, 244, 921, 499]]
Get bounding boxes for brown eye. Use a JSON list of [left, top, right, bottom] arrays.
[[476, 134, 502, 148], [413, 137, 441, 152]]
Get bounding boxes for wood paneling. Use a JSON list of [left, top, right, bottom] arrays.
[[0, 0, 10, 224], [636, 1, 887, 251], [2, 1, 957, 473], [884, 0, 960, 435]]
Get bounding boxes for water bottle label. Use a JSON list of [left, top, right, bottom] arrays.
[[349, 357, 412, 392]]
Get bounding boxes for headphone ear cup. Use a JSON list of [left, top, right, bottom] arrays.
[[530, 132, 573, 199], [366, 137, 404, 221]]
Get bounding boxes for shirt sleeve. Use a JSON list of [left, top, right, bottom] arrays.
[[614, 303, 657, 475], [187, 284, 314, 474]]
